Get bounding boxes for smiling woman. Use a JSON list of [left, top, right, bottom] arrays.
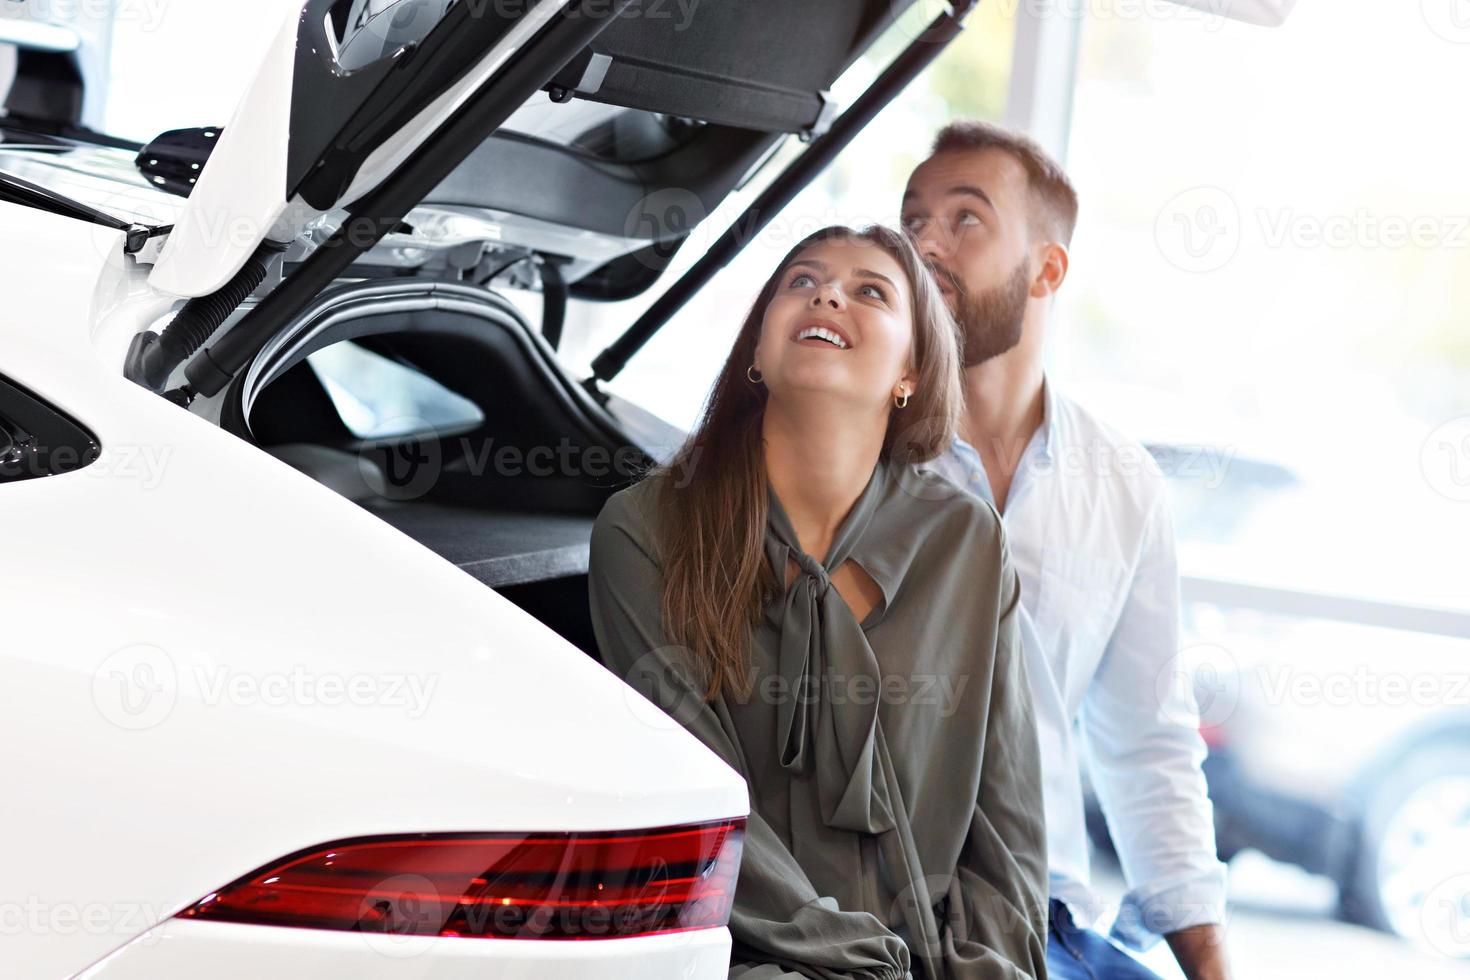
[[646, 225, 959, 699], [589, 224, 1050, 980]]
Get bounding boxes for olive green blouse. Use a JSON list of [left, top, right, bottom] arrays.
[[588, 459, 1048, 980]]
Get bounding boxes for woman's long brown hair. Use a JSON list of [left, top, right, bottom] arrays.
[[651, 224, 962, 700]]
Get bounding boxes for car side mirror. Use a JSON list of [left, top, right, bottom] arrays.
[[1164, 0, 1300, 26]]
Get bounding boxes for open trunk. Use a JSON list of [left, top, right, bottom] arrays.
[[196, 0, 968, 654], [223, 278, 672, 655]]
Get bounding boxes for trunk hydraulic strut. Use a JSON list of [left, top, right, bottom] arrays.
[[0, 170, 169, 253], [158, 0, 635, 406], [584, 0, 979, 394]]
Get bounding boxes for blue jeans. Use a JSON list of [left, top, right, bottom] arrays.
[[1046, 898, 1163, 980]]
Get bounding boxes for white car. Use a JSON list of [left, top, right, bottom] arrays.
[[0, 0, 972, 974]]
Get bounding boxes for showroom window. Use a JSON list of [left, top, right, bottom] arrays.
[[1058, 2, 1470, 615]]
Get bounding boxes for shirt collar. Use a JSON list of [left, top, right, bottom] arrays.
[[1037, 374, 1058, 459]]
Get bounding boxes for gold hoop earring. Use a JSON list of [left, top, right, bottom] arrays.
[[747, 364, 764, 384], [895, 389, 910, 409]]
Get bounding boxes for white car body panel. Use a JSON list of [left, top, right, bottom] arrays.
[[143, 7, 297, 298], [1, 202, 745, 977], [78, 919, 734, 979]]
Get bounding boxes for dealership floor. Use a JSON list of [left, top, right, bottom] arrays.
[[1091, 852, 1467, 979]]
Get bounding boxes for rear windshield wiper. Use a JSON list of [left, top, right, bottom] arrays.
[[0, 169, 169, 253]]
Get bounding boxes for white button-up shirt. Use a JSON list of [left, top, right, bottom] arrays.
[[920, 378, 1227, 949]]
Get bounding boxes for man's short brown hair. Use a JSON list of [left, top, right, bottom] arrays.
[[930, 120, 1080, 246]]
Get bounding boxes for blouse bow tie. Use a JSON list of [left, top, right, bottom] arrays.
[[763, 469, 895, 836]]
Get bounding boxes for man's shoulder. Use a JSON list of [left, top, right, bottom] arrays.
[[1050, 390, 1170, 514], [1051, 389, 1149, 457]]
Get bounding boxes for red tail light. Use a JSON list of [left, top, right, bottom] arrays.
[[176, 819, 744, 941]]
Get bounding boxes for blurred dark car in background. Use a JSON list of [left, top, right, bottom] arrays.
[[1083, 445, 1470, 955]]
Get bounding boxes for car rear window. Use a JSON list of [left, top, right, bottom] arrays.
[[306, 340, 483, 440]]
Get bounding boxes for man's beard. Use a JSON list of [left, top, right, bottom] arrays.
[[936, 260, 1031, 368]]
